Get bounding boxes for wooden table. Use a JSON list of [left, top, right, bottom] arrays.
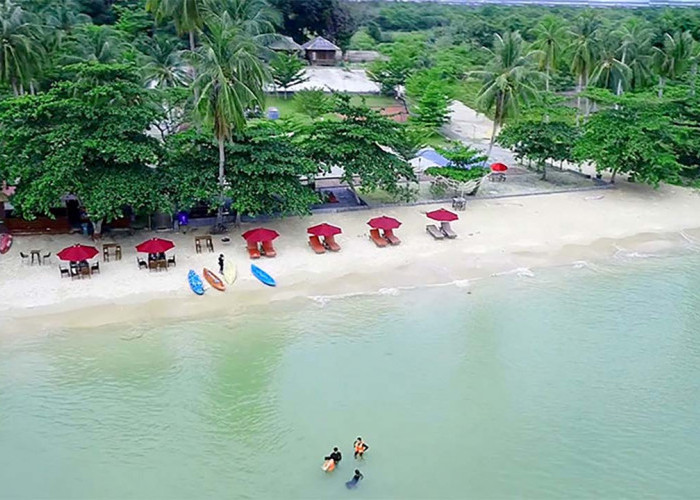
[[103, 243, 122, 262], [194, 236, 214, 253]]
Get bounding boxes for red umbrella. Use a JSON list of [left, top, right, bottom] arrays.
[[242, 227, 279, 243], [57, 244, 99, 262], [426, 208, 459, 222], [307, 223, 342, 237], [367, 216, 402, 230], [135, 238, 175, 253], [491, 162, 508, 172]]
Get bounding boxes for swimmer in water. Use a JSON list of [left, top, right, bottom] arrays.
[[353, 437, 369, 459], [346, 469, 363, 489], [324, 447, 342, 465]]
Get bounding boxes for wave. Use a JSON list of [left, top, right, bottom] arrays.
[[491, 267, 535, 278]]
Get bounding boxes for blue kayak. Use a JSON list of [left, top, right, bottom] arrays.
[[251, 264, 276, 287], [188, 270, 205, 295]]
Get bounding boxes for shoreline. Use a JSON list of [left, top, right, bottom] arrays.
[[3, 182, 700, 332]]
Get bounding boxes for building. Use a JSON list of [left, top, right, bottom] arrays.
[[302, 36, 340, 66], [269, 36, 303, 54]]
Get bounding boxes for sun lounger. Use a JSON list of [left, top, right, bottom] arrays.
[[383, 229, 401, 245], [324, 234, 341, 252], [426, 224, 445, 240], [247, 241, 261, 259], [309, 235, 326, 254], [369, 229, 388, 247], [137, 257, 147, 269], [59, 265, 70, 278], [441, 222, 457, 239], [262, 240, 277, 258]]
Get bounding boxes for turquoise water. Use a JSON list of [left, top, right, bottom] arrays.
[[1, 255, 700, 499]]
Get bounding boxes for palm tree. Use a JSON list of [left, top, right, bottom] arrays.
[[653, 30, 693, 98], [44, 0, 90, 34], [189, 8, 270, 227], [61, 25, 128, 64], [590, 41, 631, 96], [469, 32, 542, 157], [140, 35, 189, 88], [146, 0, 204, 51], [0, 0, 45, 95], [689, 39, 700, 97], [531, 15, 568, 93], [613, 18, 653, 92], [569, 12, 600, 119]]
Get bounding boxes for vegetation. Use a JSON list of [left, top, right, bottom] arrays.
[[270, 52, 307, 96]]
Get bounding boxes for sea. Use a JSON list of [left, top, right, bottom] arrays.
[[1, 252, 699, 499]]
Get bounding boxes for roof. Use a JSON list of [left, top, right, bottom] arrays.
[[416, 148, 451, 168], [269, 36, 302, 52], [301, 36, 340, 52]]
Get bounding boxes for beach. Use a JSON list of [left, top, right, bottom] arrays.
[[3, 180, 700, 332]]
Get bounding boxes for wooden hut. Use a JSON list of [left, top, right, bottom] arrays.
[[269, 36, 303, 55], [302, 36, 340, 66]]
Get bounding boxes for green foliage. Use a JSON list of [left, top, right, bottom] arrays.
[[411, 82, 450, 130], [425, 166, 489, 183], [271, 0, 356, 51], [0, 63, 165, 223], [436, 144, 488, 169], [270, 52, 308, 94], [293, 88, 332, 118]]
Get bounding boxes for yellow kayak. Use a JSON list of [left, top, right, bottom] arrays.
[[223, 258, 237, 285]]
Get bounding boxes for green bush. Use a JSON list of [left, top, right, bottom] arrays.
[[425, 166, 489, 182]]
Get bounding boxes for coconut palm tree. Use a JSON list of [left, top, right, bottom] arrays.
[[44, 0, 91, 34], [531, 15, 568, 93], [140, 35, 189, 88], [590, 40, 631, 96], [613, 18, 653, 92], [146, 0, 204, 51], [61, 25, 128, 64], [189, 8, 270, 227], [0, 0, 45, 95], [469, 32, 543, 157], [569, 12, 600, 119], [689, 39, 700, 97], [653, 30, 693, 98]]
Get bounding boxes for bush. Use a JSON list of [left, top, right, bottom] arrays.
[[425, 166, 489, 182], [293, 89, 332, 118]]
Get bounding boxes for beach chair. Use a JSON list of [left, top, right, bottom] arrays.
[[262, 240, 277, 258], [19, 252, 29, 265], [383, 229, 401, 245], [148, 260, 158, 272], [167, 255, 176, 267], [426, 224, 445, 240], [324, 235, 341, 252], [247, 241, 261, 259], [70, 265, 81, 280], [440, 222, 457, 239], [137, 257, 147, 270], [369, 229, 388, 247], [309, 235, 326, 254], [91, 262, 100, 274], [59, 265, 70, 278]]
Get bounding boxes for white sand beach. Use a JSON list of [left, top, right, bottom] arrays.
[[3, 180, 700, 332]]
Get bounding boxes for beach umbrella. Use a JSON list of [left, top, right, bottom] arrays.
[[135, 237, 175, 253], [57, 244, 99, 262], [491, 162, 508, 172], [367, 216, 402, 230], [426, 208, 459, 222], [307, 223, 342, 237], [242, 227, 279, 243]]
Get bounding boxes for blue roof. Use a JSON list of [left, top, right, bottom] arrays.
[[417, 148, 451, 167]]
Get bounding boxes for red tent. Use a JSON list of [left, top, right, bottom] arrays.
[[367, 216, 402, 230], [135, 238, 175, 253], [491, 162, 508, 172], [242, 228, 279, 243], [57, 244, 99, 261], [307, 223, 342, 237], [426, 208, 458, 222]]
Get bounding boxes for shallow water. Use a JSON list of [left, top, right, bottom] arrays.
[[1, 255, 700, 499]]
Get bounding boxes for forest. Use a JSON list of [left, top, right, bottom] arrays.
[[1, 0, 700, 230]]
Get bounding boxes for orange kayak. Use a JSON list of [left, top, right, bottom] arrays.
[[203, 268, 225, 292]]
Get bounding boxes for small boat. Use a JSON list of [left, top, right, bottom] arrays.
[[203, 268, 225, 292], [223, 258, 237, 285], [0, 234, 12, 254], [251, 264, 276, 287], [188, 270, 205, 295]]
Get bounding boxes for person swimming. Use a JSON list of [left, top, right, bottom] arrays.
[[345, 469, 363, 489], [353, 437, 369, 459], [324, 447, 342, 465]]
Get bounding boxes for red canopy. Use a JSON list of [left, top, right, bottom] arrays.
[[135, 238, 175, 253], [367, 216, 402, 230], [491, 162, 508, 172], [57, 244, 99, 262], [307, 223, 342, 237], [426, 208, 459, 222], [242, 227, 279, 243]]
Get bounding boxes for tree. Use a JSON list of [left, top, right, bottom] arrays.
[[0, 0, 45, 95], [653, 31, 693, 98], [412, 81, 450, 130], [367, 40, 424, 96], [139, 34, 189, 88], [613, 18, 653, 92], [569, 12, 600, 119], [304, 96, 416, 201], [0, 63, 165, 234], [292, 88, 331, 117], [531, 15, 568, 93], [437, 143, 488, 169], [590, 42, 630, 96], [272, 0, 356, 49], [468, 31, 542, 157], [146, 0, 205, 51], [189, 10, 270, 228], [270, 52, 307, 96], [61, 25, 128, 65]]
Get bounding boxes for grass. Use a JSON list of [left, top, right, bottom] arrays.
[[264, 93, 400, 118]]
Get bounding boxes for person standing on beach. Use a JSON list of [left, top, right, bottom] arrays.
[[218, 254, 224, 274], [353, 437, 369, 459]]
